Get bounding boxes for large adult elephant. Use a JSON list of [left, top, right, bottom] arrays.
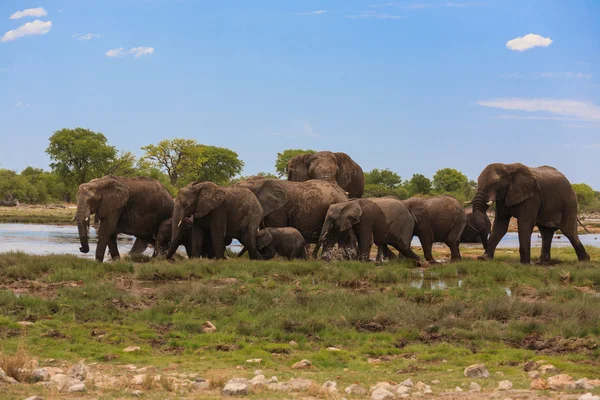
[[287, 151, 365, 198], [168, 181, 263, 260], [76, 176, 174, 262], [471, 163, 590, 264], [236, 178, 353, 253]]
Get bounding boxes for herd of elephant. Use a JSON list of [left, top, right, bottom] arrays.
[[75, 151, 591, 265]]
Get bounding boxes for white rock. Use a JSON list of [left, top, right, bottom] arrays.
[[50, 374, 81, 392], [547, 374, 576, 390], [400, 379, 413, 388], [431, 380, 440, 385], [24, 397, 45, 400], [539, 364, 559, 375], [415, 381, 432, 394], [222, 378, 249, 396], [322, 380, 338, 394], [397, 385, 411, 395], [254, 370, 263, 376], [327, 347, 341, 351], [17, 321, 34, 326], [32, 368, 50, 382], [345, 384, 368, 395], [67, 382, 86, 392], [371, 388, 396, 400], [286, 377, 314, 392], [371, 382, 397, 392], [579, 394, 600, 400], [498, 380, 513, 390], [291, 359, 312, 369], [132, 390, 142, 397], [528, 370, 541, 379], [246, 358, 262, 364], [464, 364, 489, 378], [192, 378, 210, 391], [289, 340, 298, 347], [130, 374, 146, 386], [576, 378, 600, 390], [469, 382, 481, 392], [0, 367, 18, 384], [202, 321, 217, 333], [455, 386, 463, 392], [67, 361, 91, 381], [123, 346, 141, 353]]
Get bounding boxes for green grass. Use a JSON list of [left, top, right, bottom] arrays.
[[0, 205, 75, 224], [1, 248, 600, 398]]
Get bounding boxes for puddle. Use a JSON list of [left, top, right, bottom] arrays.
[[0, 223, 241, 259]]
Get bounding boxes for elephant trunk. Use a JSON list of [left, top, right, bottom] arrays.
[[471, 191, 490, 213], [76, 200, 91, 254], [167, 209, 185, 259]]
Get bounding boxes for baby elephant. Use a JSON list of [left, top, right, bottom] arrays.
[[256, 227, 308, 260], [154, 217, 193, 258], [460, 208, 491, 250]]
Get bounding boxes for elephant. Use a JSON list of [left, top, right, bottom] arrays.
[[76, 176, 174, 262], [255, 227, 308, 260], [287, 151, 365, 198], [235, 178, 355, 255], [168, 181, 263, 260], [154, 217, 193, 258], [403, 195, 467, 263], [155, 216, 233, 258], [316, 197, 420, 262], [471, 163, 590, 264], [460, 207, 491, 250]]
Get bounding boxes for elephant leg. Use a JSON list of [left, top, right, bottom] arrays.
[[446, 240, 461, 262], [537, 227, 555, 264], [419, 233, 437, 263], [239, 228, 263, 261], [191, 226, 207, 258], [108, 234, 120, 260], [95, 214, 119, 262], [479, 216, 509, 261], [517, 218, 535, 264], [391, 243, 421, 264], [297, 246, 308, 260], [560, 222, 590, 261], [355, 228, 373, 262], [130, 237, 148, 255], [480, 231, 489, 251]]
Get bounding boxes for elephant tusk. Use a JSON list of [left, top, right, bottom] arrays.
[[85, 217, 89, 222], [487, 201, 494, 206], [177, 220, 182, 227], [463, 201, 472, 205]]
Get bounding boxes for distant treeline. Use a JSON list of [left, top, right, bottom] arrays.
[[1, 128, 598, 212]]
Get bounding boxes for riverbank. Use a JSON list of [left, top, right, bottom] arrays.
[[3, 204, 600, 234], [0, 249, 599, 399]]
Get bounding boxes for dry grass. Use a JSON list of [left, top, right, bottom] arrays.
[[0, 348, 34, 383]]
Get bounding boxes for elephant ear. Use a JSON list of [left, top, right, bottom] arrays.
[[339, 201, 362, 231], [334, 152, 354, 188], [287, 153, 311, 181], [505, 166, 537, 207], [97, 178, 129, 219], [257, 180, 289, 217], [194, 184, 227, 218], [256, 230, 273, 249]]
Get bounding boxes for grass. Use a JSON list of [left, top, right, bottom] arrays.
[[0, 247, 599, 398], [0, 205, 76, 224]]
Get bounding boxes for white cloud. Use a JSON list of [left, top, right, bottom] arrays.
[[347, 11, 404, 19], [10, 7, 47, 19], [298, 10, 328, 15], [506, 33, 552, 51], [2, 20, 52, 42], [446, 2, 483, 7], [478, 98, 600, 122], [271, 121, 325, 138], [562, 123, 599, 129], [106, 46, 154, 58], [73, 33, 103, 41], [16, 101, 31, 108], [539, 72, 592, 79]]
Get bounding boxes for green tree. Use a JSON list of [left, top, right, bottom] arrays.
[[141, 139, 207, 186], [107, 151, 138, 177], [274, 149, 316, 178], [432, 168, 468, 193], [363, 184, 408, 199], [406, 173, 432, 196], [141, 139, 244, 187], [572, 183, 596, 210], [46, 128, 118, 200], [364, 168, 402, 188], [187, 145, 244, 185]]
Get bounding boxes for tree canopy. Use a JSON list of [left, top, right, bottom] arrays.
[[406, 173, 432, 196], [274, 149, 316, 178], [432, 168, 469, 193], [364, 169, 402, 188], [572, 183, 596, 210]]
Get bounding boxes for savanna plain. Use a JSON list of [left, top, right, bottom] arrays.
[[1, 242, 600, 399]]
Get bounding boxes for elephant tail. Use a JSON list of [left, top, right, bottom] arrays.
[[577, 217, 591, 234]]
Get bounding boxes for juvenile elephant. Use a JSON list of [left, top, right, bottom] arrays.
[[403, 195, 467, 263], [460, 208, 491, 250], [287, 151, 365, 198], [317, 197, 420, 262], [471, 163, 590, 264], [155, 217, 193, 258], [168, 181, 263, 260], [255, 227, 308, 260], [76, 176, 174, 262]]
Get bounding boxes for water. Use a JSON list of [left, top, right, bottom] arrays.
[[0, 223, 241, 258], [411, 232, 600, 248]]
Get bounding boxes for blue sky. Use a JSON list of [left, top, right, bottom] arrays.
[[1, 0, 599, 187]]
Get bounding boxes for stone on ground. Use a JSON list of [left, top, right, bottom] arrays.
[[539, 364, 559, 375], [291, 359, 312, 369], [464, 364, 489, 378], [547, 374, 576, 390], [579, 394, 600, 400], [321, 380, 338, 394], [498, 380, 513, 390], [345, 384, 368, 395], [222, 378, 249, 396], [469, 382, 482, 392], [530, 378, 548, 390], [371, 387, 396, 400], [123, 346, 141, 353]]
